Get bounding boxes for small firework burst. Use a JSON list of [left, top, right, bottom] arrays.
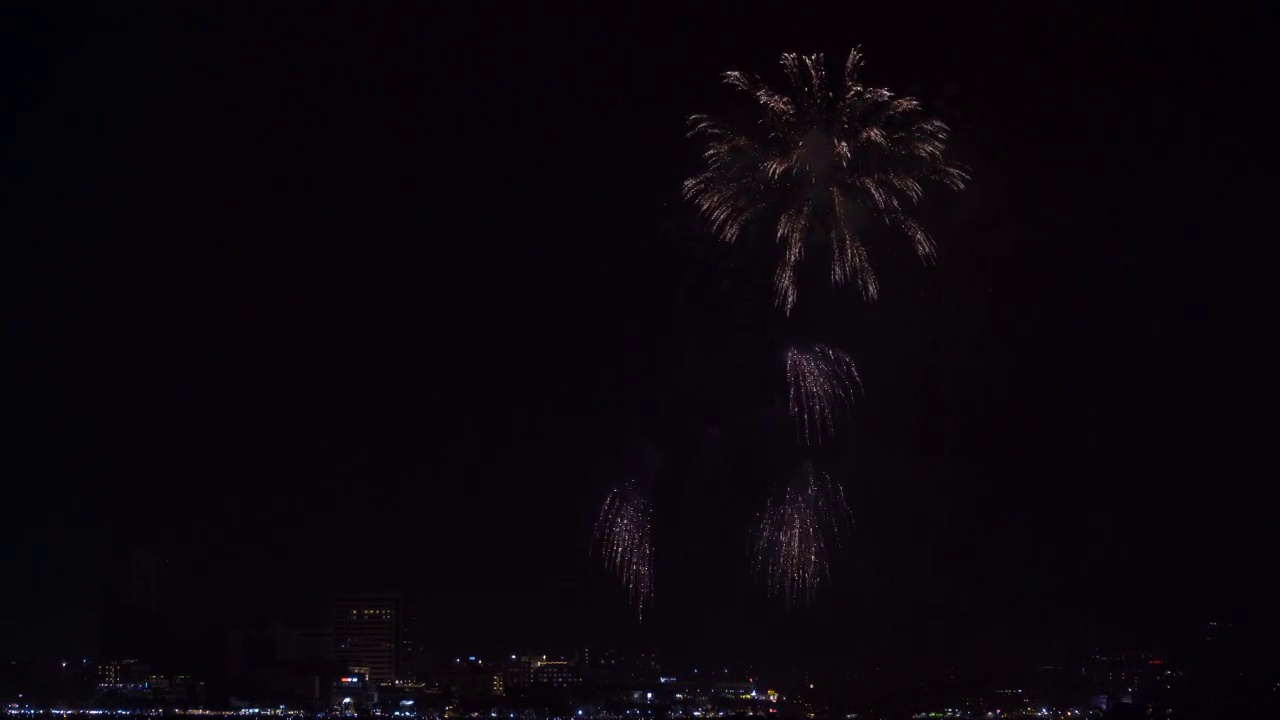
[[787, 344, 862, 443], [753, 461, 853, 605], [684, 48, 968, 314], [592, 479, 654, 620]]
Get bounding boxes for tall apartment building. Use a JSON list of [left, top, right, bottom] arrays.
[[331, 594, 401, 683]]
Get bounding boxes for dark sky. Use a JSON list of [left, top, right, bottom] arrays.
[[4, 1, 1273, 687]]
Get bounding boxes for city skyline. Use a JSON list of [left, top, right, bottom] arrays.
[[0, 624, 1247, 716]]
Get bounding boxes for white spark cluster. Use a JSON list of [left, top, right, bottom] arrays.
[[592, 479, 654, 621], [754, 461, 853, 605], [787, 344, 862, 443]]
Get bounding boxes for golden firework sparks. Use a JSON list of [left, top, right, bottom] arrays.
[[592, 479, 654, 621], [753, 461, 853, 606], [684, 48, 968, 314]]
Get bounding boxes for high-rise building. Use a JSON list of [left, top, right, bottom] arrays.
[[331, 594, 401, 683], [534, 659, 579, 688], [503, 654, 581, 690], [505, 655, 536, 689], [399, 609, 422, 682]]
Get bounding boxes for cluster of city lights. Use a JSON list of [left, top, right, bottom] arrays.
[[5, 710, 314, 718]]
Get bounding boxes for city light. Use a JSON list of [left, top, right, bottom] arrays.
[[2, 646, 1198, 718]]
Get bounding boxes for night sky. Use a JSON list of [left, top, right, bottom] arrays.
[[4, 2, 1273, 687]]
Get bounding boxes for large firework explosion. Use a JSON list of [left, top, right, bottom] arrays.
[[592, 479, 654, 621], [787, 344, 862, 444], [753, 461, 853, 605], [683, 48, 967, 314]]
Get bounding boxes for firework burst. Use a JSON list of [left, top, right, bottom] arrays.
[[753, 461, 853, 605], [684, 48, 968, 314], [787, 344, 862, 443], [592, 479, 654, 621]]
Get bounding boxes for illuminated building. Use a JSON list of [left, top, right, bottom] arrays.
[[96, 659, 149, 690], [1084, 652, 1183, 709], [437, 658, 503, 699], [578, 647, 622, 671], [97, 662, 120, 686], [503, 655, 581, 689], [504, 655, 538, 689], [534, 659, 580, 688], [331, 594, 401, 683], [334, 674, 376, 712]]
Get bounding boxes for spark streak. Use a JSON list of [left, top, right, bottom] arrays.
[[787, 344, 862, 443], [592, 479, 654, 621]]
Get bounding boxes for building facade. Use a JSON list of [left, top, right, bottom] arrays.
[[331, 594, 401, 683], [534, 659, 580, 689]]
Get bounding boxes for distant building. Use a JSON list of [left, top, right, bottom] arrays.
[[577, 648, 628, 688], [1085, 652, 1181, 708], [147, 674, 204, 706], [94, 660, 162, 703], [635, 652, 661, 681], [504, 655, 538, 689], [712, 681, 756, 699], [96, 659, 149, 690], [332, 594, 401, 683], [501, 655, 580, 690], [333, 673, 377, 712], [399, 610, 422, 682], [437, 658, 503, 699], [534, 660, 579, 689]]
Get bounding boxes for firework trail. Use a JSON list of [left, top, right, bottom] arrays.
[[684, 48, 968, 314], [787, 344, 862, 443], [753, 461, 853, 605], [592, 479, 654, 621]]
